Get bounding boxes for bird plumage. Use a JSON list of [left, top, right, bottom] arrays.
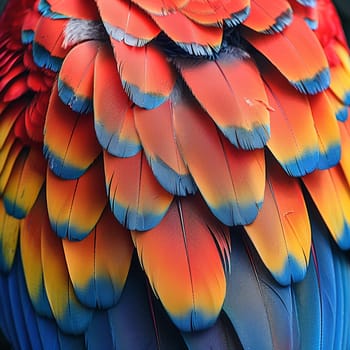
[[0, 0, 350, 348]]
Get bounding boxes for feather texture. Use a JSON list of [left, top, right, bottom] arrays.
[[180, 55, 271, 150], [173, 98, 266, 226], [242, 16, 330, 94], [132, 195, 230, 332], [62, 208, 134, 308], [44, 84, 100, 179], [245, 157, 311, 285], [46, 158, 107, 240], [93, 44, 140, 157], [103, 150, 173, 230], [111, 39, 176, 109]]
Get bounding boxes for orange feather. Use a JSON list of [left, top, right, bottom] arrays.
[[245, 157, 311, 285], [242, 16, 330, 94], [111, 39, 176, 109], [103, 150, 173, 230], [133, 101, 195, 196], [62, 208, 134, 308], [93, 45, 140, 157], [263, 66, 320, 176], [180, 55, 270, 149], [151, 11, 223, 55], [95, 0, 160, 46], [0, 199, 19, 273], [180, 0, 249, 26], [20, 191, 53, 317], [42, 0, 99, 20], [130, 0, 188, 16], [243, 0, 292, 33], [33, 16, 68, 71], [41, 209, 93, 334], [58, 40, 102, 113], [46, 158, 107, 240], [44, 84, 101, 179], [173, 98, 265, 226], [303, 166, 350, 250], [3, 147, 46, 219], [131, 195, 230, 331]]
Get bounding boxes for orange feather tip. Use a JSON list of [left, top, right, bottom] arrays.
[[224, 6, 250, 27]]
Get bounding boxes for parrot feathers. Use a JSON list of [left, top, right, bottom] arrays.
[[112, 40, 176, 109], [39, 0, 99, 20], [58, 40, 101, 114], [151, 11, 223, 56], [0, 200, 19, 273], [264, 66, 320, 176], [180, 55, 271, 150], [242, 16, 330, 94], [32, 16, 68, 72], [180, 0, 250, 27], [243, 0, 293, 34], [62, 208, 134, 309], [20, 191, 53, 319], [134, 101, 196, 196], [44, 84, 100, 179], [244, 158, 311, 285], [104, 151, 173, 231], [96, 0, 160, 46], [3, 147, 46, 219], [93, 45, 141, 157], [173, 98, 266, 226], [41, 213, 94, 334], [132, 195, 230, 332], [303, 166, 350, 250], [224, 231, 296, 350], [46, 158, 107, 240]]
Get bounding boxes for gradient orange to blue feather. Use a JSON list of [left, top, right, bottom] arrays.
[[0, 0, 350, 349]]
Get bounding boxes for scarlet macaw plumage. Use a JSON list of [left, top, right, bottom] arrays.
[[0, 0, 350, 348]]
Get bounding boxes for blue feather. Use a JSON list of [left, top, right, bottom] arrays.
[[107, 256, 159, 349], [33, 42, 63, 72], [36, 317, 61, 350], [224, 229, 296, 350], [85, 312, 114, 350], [224, 6, 250, 27], [8, 254, 32, 350]]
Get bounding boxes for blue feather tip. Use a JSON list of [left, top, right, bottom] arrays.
[[33, 42, 63, 72], [38, 0, 69, 19], [224, 6, 251, 27], [291, 68, 330, 95], [94, 122, 141, 157], [57, 79, 93, 114]]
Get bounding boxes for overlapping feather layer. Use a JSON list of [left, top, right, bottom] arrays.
[[0, 0, 350, 348]]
